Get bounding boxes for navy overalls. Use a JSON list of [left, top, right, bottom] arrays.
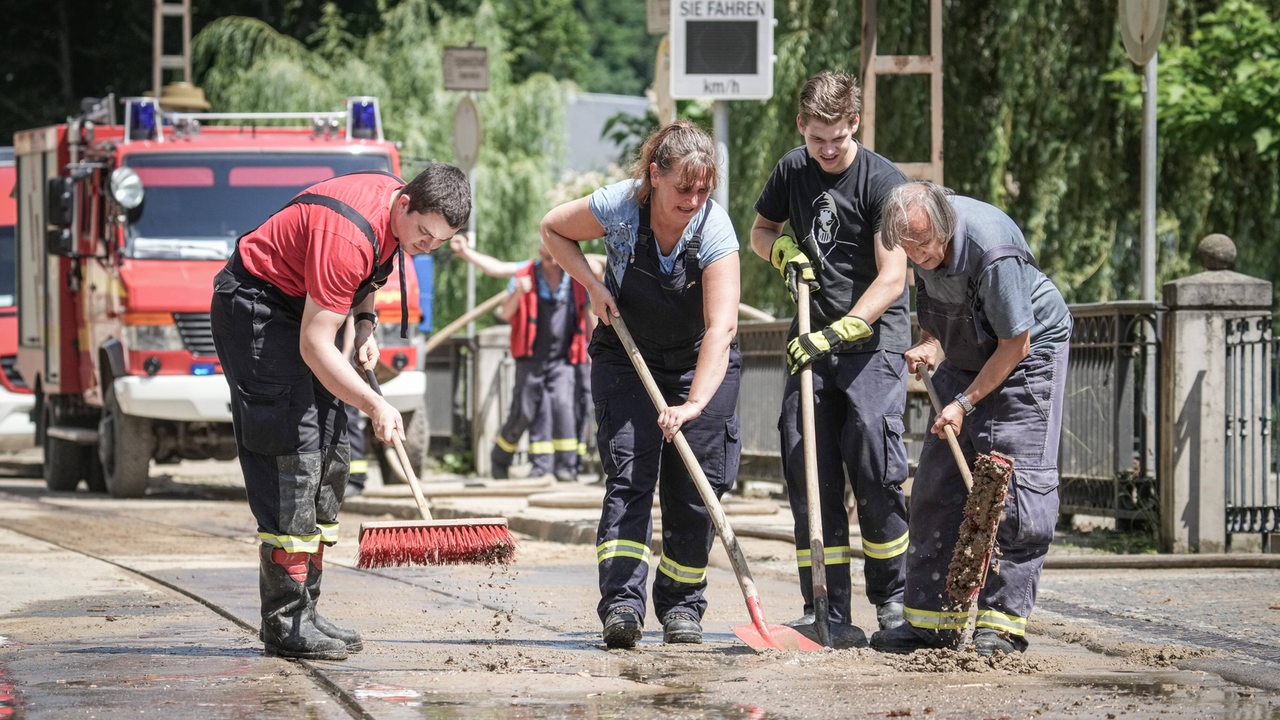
[[491, 272, 581, 479], [905, 241, 1070, 645], [590, 204, 742, 625]]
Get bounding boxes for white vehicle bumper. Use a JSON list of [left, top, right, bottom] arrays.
[[371, 370, 425, 414], [112, 370, 426, 422], [114, 375, 233, 422], [0, 388, 36, 452]]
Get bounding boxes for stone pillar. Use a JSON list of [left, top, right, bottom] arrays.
[[1159, 234, 1272, 552], [471, 326, 512, 477]]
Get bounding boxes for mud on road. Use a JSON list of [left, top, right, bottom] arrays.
[[1, 462, 1278, 719]]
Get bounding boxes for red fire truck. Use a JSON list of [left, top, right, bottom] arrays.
[[0, 147, 37, 452], [13, 95, 426, 497]]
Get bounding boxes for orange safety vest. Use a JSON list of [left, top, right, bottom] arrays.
[[508, 261, 589, 364]]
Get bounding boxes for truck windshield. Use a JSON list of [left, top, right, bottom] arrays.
[[0, 227, 14, 307], [123, 152, 393, 260]]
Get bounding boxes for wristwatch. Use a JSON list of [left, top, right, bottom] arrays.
[[355, 312, 378, 328], [953, 392, 975, 415]]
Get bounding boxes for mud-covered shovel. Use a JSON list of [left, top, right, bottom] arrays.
[[916, 364, 1014, 607], [611, 314, 821, 652]]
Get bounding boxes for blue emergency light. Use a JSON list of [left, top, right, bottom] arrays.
[[347, 97, 382, 140], [123, 97, 162, 142], [190, 362, 216, 376]]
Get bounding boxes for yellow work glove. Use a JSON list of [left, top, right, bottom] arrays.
[[769, 234, 819, 302], [786, 316, 872, 373]]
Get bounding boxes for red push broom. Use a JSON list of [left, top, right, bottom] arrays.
[[356, 369, 516, 568]]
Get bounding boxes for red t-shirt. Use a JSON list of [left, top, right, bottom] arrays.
[[238, 173, 402, 313]]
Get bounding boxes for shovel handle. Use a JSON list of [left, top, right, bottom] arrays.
[[609, 315, 769, 620], [423, 290, 508, 356], [795, 283, 830, 646], [917, 364, 973, 491]]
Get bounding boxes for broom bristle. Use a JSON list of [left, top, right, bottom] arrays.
[[356, 522, 517, 569]]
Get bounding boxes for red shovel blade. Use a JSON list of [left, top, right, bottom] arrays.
[[733, 596, 824, 651], [734, 622, 824, 651]]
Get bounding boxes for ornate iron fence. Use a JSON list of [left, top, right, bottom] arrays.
[[1224, 315, 1278, 545]]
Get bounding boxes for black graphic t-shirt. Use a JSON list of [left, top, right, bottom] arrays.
[[755, 143, 911, 352]]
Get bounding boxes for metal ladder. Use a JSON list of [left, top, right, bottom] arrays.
[[859, 0, 944, 183]]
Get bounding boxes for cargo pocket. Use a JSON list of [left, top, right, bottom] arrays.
[[1005, 467, 1060, 548], [718, 416, 742, 496], [882, 413, 909, 487], [236, 381, 294, 456]]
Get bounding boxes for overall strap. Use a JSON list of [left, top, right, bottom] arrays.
[[286, 194, 382, 271], [287, 187, 409, 338], [967, 244, 1038, 301]]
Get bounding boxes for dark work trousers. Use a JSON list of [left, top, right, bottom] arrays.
[[591, 347, 742, 624], [590, 203, 740, 626], [211, 254, 351, 553], [492, 289, 579, 479], [902, 343, 1069, 643], [491, 358, 579, 477], [778, 349, 910, 624], [574, 361, 594, 464], [346, 410, 368, 489]]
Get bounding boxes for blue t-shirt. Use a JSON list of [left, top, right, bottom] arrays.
[[588, 179, 738, 293], [505, 259, 572, 301]]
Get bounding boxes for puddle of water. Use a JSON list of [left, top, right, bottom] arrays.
[[372, 691, 769, 719], [1058, 672, 1280, 720]]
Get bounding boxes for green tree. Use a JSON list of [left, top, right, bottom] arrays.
[[494, 0, 591, 85], [1107, 0, 1280, 299]]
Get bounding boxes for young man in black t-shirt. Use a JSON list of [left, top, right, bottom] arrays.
[[750, 70, 912, 643]]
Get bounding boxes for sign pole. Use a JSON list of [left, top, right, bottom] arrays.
[[713, 100, 729, 210], [1119, 0, 1166, 301], [1140, 55, 1157, 301]]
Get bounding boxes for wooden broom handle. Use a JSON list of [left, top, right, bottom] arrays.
[[918, 364, 974, 491]]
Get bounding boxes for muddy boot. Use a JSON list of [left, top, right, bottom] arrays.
[[876, 601, 905, 631], [306, 546, 363, 653], [973, 628, 1026, 656], [869, 622, 955, 654], [259, 545, 348, 661]]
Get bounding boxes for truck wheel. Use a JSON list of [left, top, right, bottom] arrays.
[[403, 409, 428, 476], [84, 450, 107, 494], [374, 410, 427, 484], [98, 386, 153, 498], [42, 402, 82, 492]]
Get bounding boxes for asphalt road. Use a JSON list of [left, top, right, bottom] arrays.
[[1, 452, 1279, 719]]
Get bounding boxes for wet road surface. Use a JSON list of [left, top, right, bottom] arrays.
[[1, 453, 1278, 719]]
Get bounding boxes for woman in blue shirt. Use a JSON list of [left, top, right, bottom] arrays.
[[540, 121, 742, 649]]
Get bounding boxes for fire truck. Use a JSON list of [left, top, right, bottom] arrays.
[[0, 147, 37, 452], [13, 95, 428, 497]]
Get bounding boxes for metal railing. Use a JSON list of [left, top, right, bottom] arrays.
[[1057, 302, 1162, 525], [437, 299, 1279, 545], [1225, 315, 1278, 541]]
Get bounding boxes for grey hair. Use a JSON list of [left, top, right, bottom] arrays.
[[880, 181, 956, 251]]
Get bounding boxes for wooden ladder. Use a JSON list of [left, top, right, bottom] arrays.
[[860, 0, 944, 183], [152, 0, 193, 97]]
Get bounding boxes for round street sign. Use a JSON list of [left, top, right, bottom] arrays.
[[1119, 0, 1168, 66], [452, 96, 481, 172]]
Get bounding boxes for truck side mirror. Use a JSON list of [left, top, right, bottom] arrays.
[[45, 176, 74, 257]]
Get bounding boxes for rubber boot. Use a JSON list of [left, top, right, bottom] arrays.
[[307, 546, 363, 652], [259, 545, 348, 660]]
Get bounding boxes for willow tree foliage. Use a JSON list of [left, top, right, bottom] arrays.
[[728, 0, 1280, 315], [192, 0, 573, 330]]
